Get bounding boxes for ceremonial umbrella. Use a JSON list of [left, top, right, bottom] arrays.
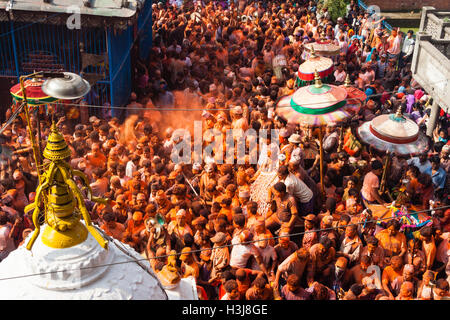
[[357, 107, 429, 156], [10, 77, 60, 166], [12, 71, 90, 183], [357, 107, 430, 201], [340, 75, 367, 105], [303, 39, 340, 57], [276, 71, 360, 193], [296, 47, 334, 87], [303, 32, 341, 57], [10, 78, 59, 106], [277, 73, 359, 127]]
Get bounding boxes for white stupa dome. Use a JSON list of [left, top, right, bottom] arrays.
[[0, 224, 168, 300], [0, 124, 198, 300]]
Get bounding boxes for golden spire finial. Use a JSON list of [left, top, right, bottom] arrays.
[[395, 106, 403, 119], [344, 74, 351, 87], [51, 120, 57, 131], [310, 45, 317, 58], [43, 122, 71, 161], [314, 70, 323, 88], [25, 126, 108, 251]]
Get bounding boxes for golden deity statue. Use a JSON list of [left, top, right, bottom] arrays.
[[157, 250, 181, 287], [25, 123, 108, 250]]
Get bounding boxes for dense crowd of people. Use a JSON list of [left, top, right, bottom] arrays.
[[0, 0, 449, 300]]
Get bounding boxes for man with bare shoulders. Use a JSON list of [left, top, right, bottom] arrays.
[[274, 247, 310, 294], [349, 255, 374, 284], [266, 182, 299, 232], [307, 237, 336, 286], [274, 230, 298, 263], [381, 255, 404, 299], [361, 236, 386, 269]]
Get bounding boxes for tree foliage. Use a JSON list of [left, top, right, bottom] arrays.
[[318, 0, 351, 22]]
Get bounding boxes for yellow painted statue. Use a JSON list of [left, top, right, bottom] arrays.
[[157, 250, 181, 287], [25, 123, 108, 250]]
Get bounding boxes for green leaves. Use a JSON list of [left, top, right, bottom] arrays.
[[318, 0, 350, 23]]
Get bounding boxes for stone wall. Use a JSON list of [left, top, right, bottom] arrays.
[[411, 7, 450, 113], [419, 7, 450, 45]]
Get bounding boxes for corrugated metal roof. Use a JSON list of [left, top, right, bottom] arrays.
[[0, 0, 143, 18]]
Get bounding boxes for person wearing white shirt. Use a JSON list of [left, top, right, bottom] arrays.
[[251, 237, 278, 276], [338, 35, 348, 55], [407, 154, 432, 174], [290, 146, 304, 168], [125, 155, 139, 178], [334, 17, 344, 39], [275, 165, 314, 215], [0, 213, 15, 261], [229, 230, 270, 279], [400, 30, 415, 68], [334, 65, 347, 84]]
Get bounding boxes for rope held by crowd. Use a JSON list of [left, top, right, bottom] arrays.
[[0, 204, 447, 282]]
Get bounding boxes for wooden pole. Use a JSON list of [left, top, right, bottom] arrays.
[[20, 76, 42, 183], [337, 124, 344, 153], [36, 106, 42, 154], [319, 126, 324, 195], [379, 151, 393, 202]]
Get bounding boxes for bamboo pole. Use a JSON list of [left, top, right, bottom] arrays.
[[379, 151, 393, 202], [36, 106, 42, 153], [319, 126, 324, 195], [20, 75, 43, 183]]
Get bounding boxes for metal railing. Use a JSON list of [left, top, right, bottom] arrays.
[[358, 0, 394, 31], [0, 21, 111, 108]]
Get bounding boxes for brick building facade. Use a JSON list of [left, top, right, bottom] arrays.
[[365, 0, 450, 11]]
